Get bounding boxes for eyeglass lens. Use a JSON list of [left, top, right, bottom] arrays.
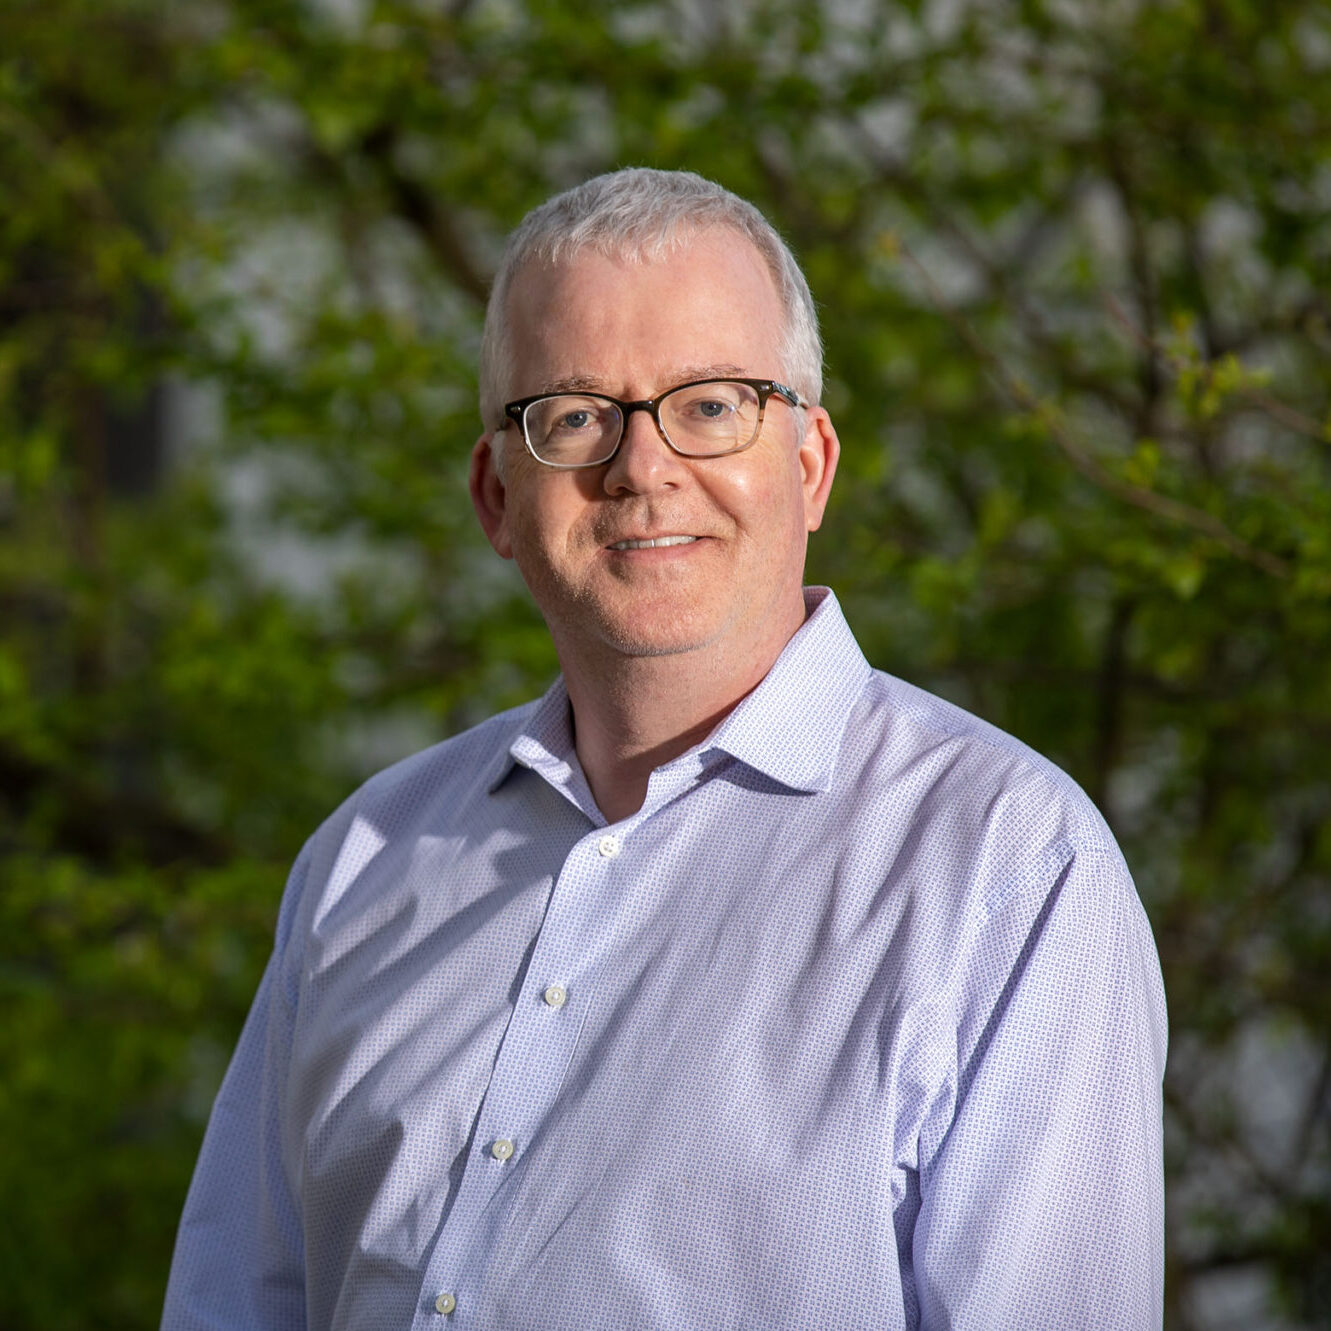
[[523, 380, 764, 465]]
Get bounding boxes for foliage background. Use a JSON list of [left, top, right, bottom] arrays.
[[2, 0, 1328, 1327]]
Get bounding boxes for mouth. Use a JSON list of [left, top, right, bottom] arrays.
[[607, 535, 700, 551]]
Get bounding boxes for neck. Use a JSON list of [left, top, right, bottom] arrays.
[[557, 599, 808, 823]]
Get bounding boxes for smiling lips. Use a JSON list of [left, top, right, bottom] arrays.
[[608, 535, 700, 550]]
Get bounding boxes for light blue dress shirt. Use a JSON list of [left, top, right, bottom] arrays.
[[162, 588, 1167, 1330]]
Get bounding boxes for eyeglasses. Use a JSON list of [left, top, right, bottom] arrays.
[[498, 377, 807, 470]]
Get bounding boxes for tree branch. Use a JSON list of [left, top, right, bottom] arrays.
[[358, 124, 492, 305], [893, 238, 1291, 578], [1104, 294, 1330, 443]]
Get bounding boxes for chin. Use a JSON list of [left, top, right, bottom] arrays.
[[600, 631, 713, 659], [593, 617, 718, 660], [570, 593, 727, 660]]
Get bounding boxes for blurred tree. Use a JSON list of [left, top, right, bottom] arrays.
[[0, 3, 360, 1324], [1, 0, 1327, 1327]]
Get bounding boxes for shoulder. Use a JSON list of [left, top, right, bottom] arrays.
[[837, 667, 1130, 918], [863, 668, 1111, 832], [264, 697, 545, 962], [295, 697, 541, 881], [354, 699, 539, 816], [842, 673, 1163, 1035]]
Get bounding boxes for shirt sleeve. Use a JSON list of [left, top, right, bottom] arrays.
[[912, 844, 1168, 1330], [160, 843, 312, 1331]]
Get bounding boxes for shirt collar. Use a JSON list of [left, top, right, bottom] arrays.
[[488, 674, 578, 794], [702, 587, 872, 793], [491, 587, 872, 797]]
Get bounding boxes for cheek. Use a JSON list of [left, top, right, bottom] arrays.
[[507, 482, 591, 569], [725, 461, 808, 543]]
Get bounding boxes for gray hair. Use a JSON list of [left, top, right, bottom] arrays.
[[478, 167, 823, 432]]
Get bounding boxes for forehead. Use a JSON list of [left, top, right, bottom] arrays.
[[502, 229, 786, 397]]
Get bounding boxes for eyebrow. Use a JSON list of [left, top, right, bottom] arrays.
[[539, 365, 749, 397]]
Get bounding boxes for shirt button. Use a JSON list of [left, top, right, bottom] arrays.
[[597, 834, 622, 858], [543, 983, 568, 1009], [434, 1292, 456, 1316], [490, 1137, 515, 1162]]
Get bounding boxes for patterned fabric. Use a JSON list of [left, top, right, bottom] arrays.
[[162, 588, 1166, 1331]]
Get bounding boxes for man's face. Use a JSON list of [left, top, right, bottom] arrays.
[[469, 228, 839, 675]]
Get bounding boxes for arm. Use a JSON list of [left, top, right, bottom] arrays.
[[913, 847, 1167, 1329], [160, 847, 310, 1331]]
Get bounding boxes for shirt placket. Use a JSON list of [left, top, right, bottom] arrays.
[[409, 823, 633, 1327]]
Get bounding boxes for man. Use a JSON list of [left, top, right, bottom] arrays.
[[162, 168, 1166, 1330]]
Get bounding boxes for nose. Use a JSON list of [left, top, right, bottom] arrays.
[[601, 404, 689, 495]]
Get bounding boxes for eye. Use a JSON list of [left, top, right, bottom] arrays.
[[527, 395, 616, 441], [675, 384, 746, 418], [693, 397, 734, 420], [555, 408, 594, 432], [666, 382, 758, 438]]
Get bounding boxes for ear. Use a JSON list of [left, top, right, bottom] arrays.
[[796, 406, 840, 532], [469, 433, 514, 559]]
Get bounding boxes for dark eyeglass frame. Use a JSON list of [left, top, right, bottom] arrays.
[[497, 376, 807, 470]]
